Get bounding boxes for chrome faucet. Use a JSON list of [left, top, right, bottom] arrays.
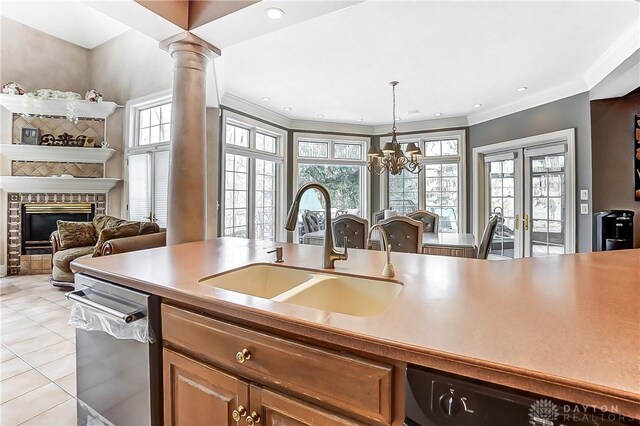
[[367, 225, 395, 278], [285, 182, 348, 269]]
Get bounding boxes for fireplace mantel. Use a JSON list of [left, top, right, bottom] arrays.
[[0, 144, 116, 163], [0, 93, 119, 119], [0, 176, 120, 193]]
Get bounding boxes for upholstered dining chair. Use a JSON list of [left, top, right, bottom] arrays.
[[372, 210, 385, 225], [378, 216, 424, 253], [332, 214, 369, 249], [477, 215, 500, 259], [407, 210, 440, 233], [302, 210, 322, 233]]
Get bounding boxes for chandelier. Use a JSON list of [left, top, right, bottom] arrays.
[[367, 81, 422, 175]]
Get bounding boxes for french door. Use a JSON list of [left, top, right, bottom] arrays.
[[483, 143, 572, 259]]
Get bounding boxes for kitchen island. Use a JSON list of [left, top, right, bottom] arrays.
[[72, 238, 640, 423]]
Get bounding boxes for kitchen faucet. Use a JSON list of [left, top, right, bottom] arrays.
[[285, 182, 348, 269], [367, 225, 395, 278]]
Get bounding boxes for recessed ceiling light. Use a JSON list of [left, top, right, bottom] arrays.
[[434, 112, 442, 117], [516, 86, 528, 92], [265, 8, 284, 20], [283, 107, 292, 111], [473, 103, 482, 108], [394, 117, 401, 121], [261, 97, 271, 102], [356, 118, 364, 122], [317, 114, 324, 119]]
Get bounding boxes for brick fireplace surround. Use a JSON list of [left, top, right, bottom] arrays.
[[7, 193, 106, 275]]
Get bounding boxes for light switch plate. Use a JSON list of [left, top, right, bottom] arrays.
[[580, 204, 589, 215], [580, 189, 589, 201]]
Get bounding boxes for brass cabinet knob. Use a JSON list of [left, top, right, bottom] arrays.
[[235, 348, 251, 364], [232, 405, 247, 422], [246, 411, 261, 426]]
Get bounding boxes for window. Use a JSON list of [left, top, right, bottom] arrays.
[[294, 135, 369, 233], [383, 131, 465, 232], [222, 116, 285, 242], [125, 92, 172, 227]]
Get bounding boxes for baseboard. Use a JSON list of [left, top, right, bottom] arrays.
[[0, 265, 6, 277]]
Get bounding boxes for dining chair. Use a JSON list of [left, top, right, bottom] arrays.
[[476, 215, 500, 259], [302, 210, 321, 233], [378, 216, 423, 253], [372, 210, 385, 224], [407, 210, 439, 233], [332, 214, 369, 249]]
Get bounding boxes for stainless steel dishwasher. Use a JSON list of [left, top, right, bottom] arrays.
[[67, 273, 162, 426]]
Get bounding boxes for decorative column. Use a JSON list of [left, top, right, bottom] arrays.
[[161, 33, 220, 245]]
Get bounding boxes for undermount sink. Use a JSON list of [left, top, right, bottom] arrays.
[[199, 264, 402, 317]]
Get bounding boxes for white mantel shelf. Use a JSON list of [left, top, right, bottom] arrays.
[[0, 94, 119, 119], [0, 176, 120, 193], [0, 144, 116, 163]]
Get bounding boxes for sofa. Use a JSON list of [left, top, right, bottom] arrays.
[[49, 214, 166, 287]]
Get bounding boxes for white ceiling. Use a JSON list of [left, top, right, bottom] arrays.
[[0, 0, 129, 49], [1, 1, 638, 126], [221, 1, 640, 125]]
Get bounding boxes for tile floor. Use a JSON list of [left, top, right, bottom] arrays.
[[0, 274, 77, 426]]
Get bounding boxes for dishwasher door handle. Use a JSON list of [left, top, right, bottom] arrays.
[[66, 289, 145, 323]]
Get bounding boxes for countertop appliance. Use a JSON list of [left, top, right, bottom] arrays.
[[68, 274, 162, 426], [593, 210, 635, 251], [405, 365, 639, 425]]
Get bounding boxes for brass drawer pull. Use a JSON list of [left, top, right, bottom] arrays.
[[232, 405, 247, 422], [246, 411, 261, 426], [235, 348, 251, 364]]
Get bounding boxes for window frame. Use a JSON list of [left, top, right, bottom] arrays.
[[124, 90, 172, 223], [221, 110, 287, 242], [292, 132, 371, 235], [380, 129, 467, 233]]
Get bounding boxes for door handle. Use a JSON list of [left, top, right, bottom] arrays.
[[523, 214, 529, 231], [65, 289, 145, 323]]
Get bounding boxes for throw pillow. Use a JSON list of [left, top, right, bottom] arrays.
[[57, 221, 97, 250], [93, 223, 141, 257], [93, 214, 130, 234]]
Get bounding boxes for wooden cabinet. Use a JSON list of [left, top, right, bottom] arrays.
[[161, 304, 401, 425]]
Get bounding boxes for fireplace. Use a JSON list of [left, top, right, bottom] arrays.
[[21, 203, 95, 255]]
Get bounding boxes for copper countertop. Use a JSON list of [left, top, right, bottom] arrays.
[[72, 238, 640, 417]]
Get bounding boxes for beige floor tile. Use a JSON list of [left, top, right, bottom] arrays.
[[2, 295, 42, 308], [54, 326, 75, 341], [41, 317, 71, 332], [54, 372, 76, 397], [20, 341, 75, 368], [0, 318, 39, 336], [0, 382, 70, 425], [0, 357, 31, 380], [36, 354, 75, 381], [17, 304, 59, 318], [20, 397, 77, 426], [0, 323, 48, 345], [0, 311, 28, 327], [0, 369, 50, 404], [38, 291, 68, 303], [29, 308, 70, 324], [0, 345, 16, 363], [54, 299, 72, 309], [6, 332, 65, 357]]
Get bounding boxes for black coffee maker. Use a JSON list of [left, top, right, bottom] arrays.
[[593, 210, 635, 251]]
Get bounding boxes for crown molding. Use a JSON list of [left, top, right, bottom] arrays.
[[467, 80, 588, 126], [372, 116, 468, 135], [583, 20, 640, 90], [221, 93, 291, 128], [288, 119, 373, 135]]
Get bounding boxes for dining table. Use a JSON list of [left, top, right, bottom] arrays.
[[302, 230, 477, 258]]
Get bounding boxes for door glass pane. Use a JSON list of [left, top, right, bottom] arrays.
[[389, 172, 418, 214], [127, 153, 150, 222], [255, 159, 276, 241], [487, 159, 515, 258], [153, 150, 170, 228], [530, 153, 566, 257], [224, 153, 249, 238]]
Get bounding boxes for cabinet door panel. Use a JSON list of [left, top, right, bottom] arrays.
[[250, 385, 364, 426], [164, 349, 249, 426]]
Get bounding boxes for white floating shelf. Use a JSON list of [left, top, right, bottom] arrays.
[[0, 176, 121, 193], [0, 144, 116, 163], [0, 94, 119, 119]]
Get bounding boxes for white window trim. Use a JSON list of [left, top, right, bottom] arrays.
[[293, 132, 371, 224], [221, 110, 288, 242], [123, 90, 172, 220], [471, 128, 576, 254], [379, 129, 467, 232]]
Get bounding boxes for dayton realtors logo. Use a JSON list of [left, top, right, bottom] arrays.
[[529, 399, 559, 425]]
